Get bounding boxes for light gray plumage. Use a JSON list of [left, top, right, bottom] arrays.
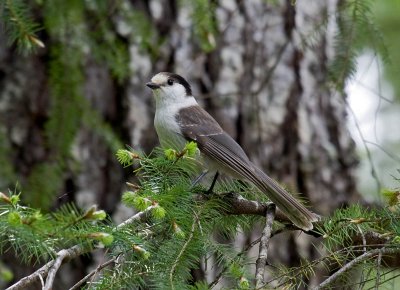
[[147, 72, 320, 231]]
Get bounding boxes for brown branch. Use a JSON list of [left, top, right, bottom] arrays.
[[208, 192, 322, 236], [255, 204, 275, 288], [199, 191, 302, 226]]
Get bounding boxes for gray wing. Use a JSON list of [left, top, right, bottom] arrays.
[[177, 106, 251, 170]]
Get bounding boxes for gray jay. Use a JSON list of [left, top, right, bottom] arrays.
[[146, 72, 319, 231]]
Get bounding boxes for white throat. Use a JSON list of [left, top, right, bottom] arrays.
[[153, 92, 197, 150], [153, 89, 197, 110]]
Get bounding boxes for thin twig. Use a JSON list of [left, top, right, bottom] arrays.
[[116, 205, 156, 229], [252, 40, 290, 96], [364, 141, 400, 163], [346, 101, 381, 194], [356, 225, 366, 254], [375, 248, 383, 290], [356, 224, 367, 289], [170, 210, 200, 290], [366, 269, 400, 290], [38, 273, 45, 288], [313, 247, 400, 290], [69, 255, 119, 290], [255, 204, 276, 288]]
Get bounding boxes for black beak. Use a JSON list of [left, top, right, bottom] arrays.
[[146, 82, 160, 90]]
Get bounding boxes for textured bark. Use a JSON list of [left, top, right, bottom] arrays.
[[0, 0, 359, 288]]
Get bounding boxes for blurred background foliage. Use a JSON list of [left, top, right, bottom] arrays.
[[374, 0, 400, 98], [347, 0, 400, 200]]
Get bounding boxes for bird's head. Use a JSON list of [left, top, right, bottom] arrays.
[[146, 72, 193, 106]]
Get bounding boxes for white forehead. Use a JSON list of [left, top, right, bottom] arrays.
[[151, 73, 168, 85]]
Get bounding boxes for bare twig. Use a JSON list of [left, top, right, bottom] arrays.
[[251, 40, 290, 96], [346, 101, 381, 194], [313, 247, 400, 290], [116, 205, 156, 229], [255, 204, 276, 288], [44, 248, 77, 290], [357, 225, 367, 254], [69, 255, 119, 290], [375, 248, 383, 290], [6, 245, 84, 290], [356, 224, 367, 288], [38, 274, 45, 288]]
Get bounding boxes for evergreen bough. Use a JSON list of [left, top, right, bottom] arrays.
[[1, 144, 400, 289]]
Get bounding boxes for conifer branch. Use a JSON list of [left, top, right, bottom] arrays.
[[5, 190, 398, 290], [3, 0, 44, 51], [6, 207, 156, 290], [255, 204, 275, 288]]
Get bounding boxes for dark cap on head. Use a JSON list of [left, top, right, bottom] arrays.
[[162, 72, 192, 96]]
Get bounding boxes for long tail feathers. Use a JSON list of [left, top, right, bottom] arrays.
[[251, 167, 320, 231]]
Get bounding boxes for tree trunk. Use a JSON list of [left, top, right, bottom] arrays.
[[0, 0, 359, 288]]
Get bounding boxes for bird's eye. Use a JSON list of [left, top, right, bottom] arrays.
[[167, 79, 174, 86]]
